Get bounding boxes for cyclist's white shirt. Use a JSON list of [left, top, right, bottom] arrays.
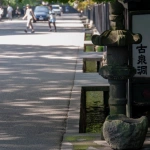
[[7, 6, 13, 13], [26, 8, 32, 19], [0, 8, 3, 15], [49, 10, 56, 19]]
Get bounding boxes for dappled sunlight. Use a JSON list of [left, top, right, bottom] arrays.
[[0, 134, 21, 141], [0, 98, 70, 118], [0, 45, 78, 93], [0, 44, 78, 99], [3, 20, 27, 23], [3, 101, 43, 107], [1, 87, 25, 93], [56, 20, 81, 23], [38, 87, 69, 91], [56, 23, 83, 27], [40, 97, 69, 100], [21, 108, 69, 119], [0, 67, 19, 74], [36, 69, 75, 73], [0, 13, 84, 149], [0, 55, 31, 58], [40, 55, 76, 60], [0, 45, 77, 110], [0, 33, 84, 46]]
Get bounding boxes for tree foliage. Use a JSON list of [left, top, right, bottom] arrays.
[[44, 0, 69, 4], [0, 0, 115, 8], [92, 0, 114, 3], [0, 0, 41, 7], [73, 0, 94, 11], [43, 0, 115, 4]]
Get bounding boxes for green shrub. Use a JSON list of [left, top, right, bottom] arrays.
[[95, 46, 104, 52]]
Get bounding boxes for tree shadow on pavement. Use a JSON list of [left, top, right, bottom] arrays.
[[0, 44, 80, 150], [0, 25, 84, 36]]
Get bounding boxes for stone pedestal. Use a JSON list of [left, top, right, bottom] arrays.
[[92, 0, 142, 116], [103, 114, 148, 150], [91, 0, 148, 149]]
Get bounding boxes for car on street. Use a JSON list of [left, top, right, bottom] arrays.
[[52, 5, 61, 16], [34, 6, 49, 21], [65, 6, 69, 13]]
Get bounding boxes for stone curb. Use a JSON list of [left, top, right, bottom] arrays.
[[61, 47, 83, 150], [60, 46, 108, 150]]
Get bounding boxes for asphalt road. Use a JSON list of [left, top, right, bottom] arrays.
[[0, 14, 84, 150]]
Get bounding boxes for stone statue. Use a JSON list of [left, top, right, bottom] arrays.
[[92, 0, 142, 46], [91, 1, 148, 149]]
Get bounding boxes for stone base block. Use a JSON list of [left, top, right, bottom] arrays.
[[103, 114, 148, 150]]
